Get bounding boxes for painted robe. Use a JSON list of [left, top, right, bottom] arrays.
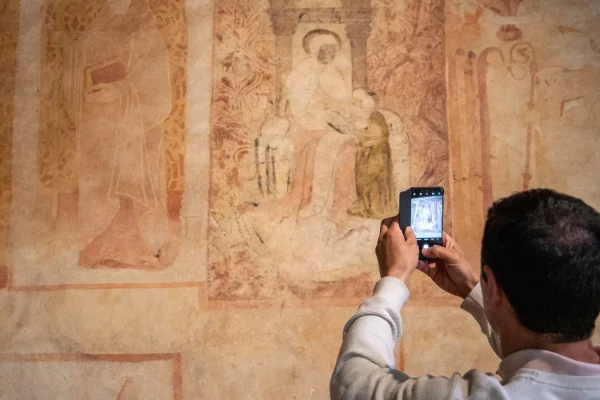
[[65, 2, 172, 263]]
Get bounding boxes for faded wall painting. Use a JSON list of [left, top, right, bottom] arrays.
[[446, 0, 600, 262], [209, 0, 450, 301], [0, 0, 19, 272], [2, 0, 600, 399], [36, 0, 187, 269], [6, 0, 204, 288]]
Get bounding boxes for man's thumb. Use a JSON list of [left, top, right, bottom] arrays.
[[422, 245, 457, 261]]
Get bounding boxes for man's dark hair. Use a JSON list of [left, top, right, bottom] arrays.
[[481, 189, 600, 343]]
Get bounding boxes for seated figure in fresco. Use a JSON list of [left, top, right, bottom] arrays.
[[274, 28, 357, 225], [64, 0, 174, 269], [226, 29, 409, 296], [413, 202, 434, 230]]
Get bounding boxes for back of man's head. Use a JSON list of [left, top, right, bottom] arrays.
[[482, 189, 600, 343]]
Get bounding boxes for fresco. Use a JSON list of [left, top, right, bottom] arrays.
[[0, 0, 19, 272], [208, 0, 449, 301], [6, 0, 206, 289], [33, 0, 187, 270], [447, 0, 600, 262]]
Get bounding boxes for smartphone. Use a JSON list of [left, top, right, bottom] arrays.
[[399, 187, 444, 260]]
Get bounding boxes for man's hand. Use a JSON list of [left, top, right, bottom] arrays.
[[418, 233, 479, 298], [376, 217, 419, 285]]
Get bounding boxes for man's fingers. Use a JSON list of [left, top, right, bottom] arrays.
[[379, 217, 395, 241], [379, 222, 389, 242], [416, 260, 437, 278], [404, 226, 417, 245], [379, 225, 388, 242], [381, 216, 395, 228], [442, 232, 452, 247], [387, 220, 406, 243], [422, 244, 458, 262], [442, 232, 464, 254]]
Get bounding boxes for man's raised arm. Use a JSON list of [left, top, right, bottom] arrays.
[[330, 221, 483, 399], [420, 240, 502, 357]]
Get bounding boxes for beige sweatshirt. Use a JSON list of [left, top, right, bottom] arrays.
[[331, 277, 600, 399]]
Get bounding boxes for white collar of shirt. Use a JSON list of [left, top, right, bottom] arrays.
[[498, 346, 600, 380]]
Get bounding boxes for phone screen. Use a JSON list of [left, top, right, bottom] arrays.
[[410, 193, 443, 239]]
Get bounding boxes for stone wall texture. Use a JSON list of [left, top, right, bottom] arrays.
[[1, 0, 599, 398]]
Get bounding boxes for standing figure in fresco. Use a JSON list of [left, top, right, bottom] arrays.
[[277, 29, 357, 223], [347, 111, 397, 219], [64, 0, 173, 269]]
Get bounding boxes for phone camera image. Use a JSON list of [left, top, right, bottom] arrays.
[[410, 194, 443, 239]]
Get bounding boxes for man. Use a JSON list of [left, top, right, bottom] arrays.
[[331, 189, 600, 399]]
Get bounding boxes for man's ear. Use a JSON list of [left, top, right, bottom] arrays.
[[482, 265, 503, 307]]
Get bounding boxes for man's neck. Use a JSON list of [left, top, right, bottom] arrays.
[[543, 340, 600, 364], [502, 329, 600, 364]]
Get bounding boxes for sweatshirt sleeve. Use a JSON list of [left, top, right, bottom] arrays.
[[460, 283, 502, 357], [330, 277, 474, 400]]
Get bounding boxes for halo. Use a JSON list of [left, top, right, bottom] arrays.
[[302, 29, 342, 54]]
